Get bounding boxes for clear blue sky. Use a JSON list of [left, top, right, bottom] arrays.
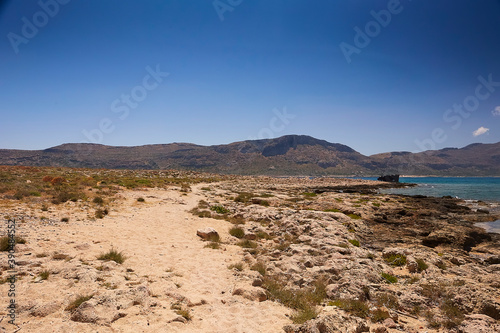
[[1, 0, 500, 155]]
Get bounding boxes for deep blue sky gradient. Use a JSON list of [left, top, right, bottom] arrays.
[[1, 0, 500, 155]]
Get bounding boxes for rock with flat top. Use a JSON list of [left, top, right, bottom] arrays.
[[196, 227, 219, 240]]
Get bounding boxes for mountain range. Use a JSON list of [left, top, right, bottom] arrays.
[[1, 135, 499, 176]]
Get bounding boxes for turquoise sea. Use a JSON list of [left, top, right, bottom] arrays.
[[361, 177, 500, 233], [378, 177, 500, 202]]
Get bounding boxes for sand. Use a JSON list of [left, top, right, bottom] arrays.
[[0, 185, 291, 332]]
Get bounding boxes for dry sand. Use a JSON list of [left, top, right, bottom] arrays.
[[0, 185, 291, 332]]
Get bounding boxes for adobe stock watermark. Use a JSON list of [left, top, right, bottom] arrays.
[[394, 73, 499, 175], [339, 0, 412, 64], [5, 218, 17, 325], [82, 64, 169, 145], [213, 0, 243, 21], [7, 0, 71, 55], [247, 107, 295, 141]]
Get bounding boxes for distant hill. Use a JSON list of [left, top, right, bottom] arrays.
[[1, 135, 499, 176]]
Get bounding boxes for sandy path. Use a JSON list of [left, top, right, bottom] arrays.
[[2, 185, 290, 332]]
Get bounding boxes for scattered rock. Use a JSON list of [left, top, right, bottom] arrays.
[[170, 316, 188, 324], [196, 227, 219, 240], [383, 318, 397, 328], [486, 255, 500, 265], [70, 302, 99, 323], [457, 314, 500, 333], [74, 243, 91, 250], [30, 302, 60, 317], [232, 286, 267, 302], [372, 326, 387, 333], [252, 278, 263, 287], [283, 313, 369, 333]]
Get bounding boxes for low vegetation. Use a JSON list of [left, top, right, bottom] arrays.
[[383, 254, 407, 267], [348, 239, 360, 247], [98, 248, 125, 264], [210, 205, 229, 214], [329, 299, 370, 318], [416, 258, 429, 272], [381, 272, 398, 284], [237, 239, 257, 249], [65, 294, 94, 312], [229, 227, 245, 239], [263, 276, 326, 324], [39, 270, 50, 280], [228, 262, 244, 271], [0, 236, 26, 251], [250, 262, 267, 276]]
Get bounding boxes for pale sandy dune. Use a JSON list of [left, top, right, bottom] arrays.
[[0, 185, 291, 332]]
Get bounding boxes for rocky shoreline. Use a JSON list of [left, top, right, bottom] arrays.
[[194, 176, 500, 332]]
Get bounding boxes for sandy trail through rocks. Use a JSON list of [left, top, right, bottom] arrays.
[[2, 186, 290, 332]]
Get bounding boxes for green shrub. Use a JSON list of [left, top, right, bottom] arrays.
[[291, 306, 319, 324], [371, 308, 390, 322], [374, 292, 399, 310], [237, 239, 257, 248], [0, 236, 26, 251], [52, 191, 81, 204], [329, 299, 370, 318], [381, 272, 398, 284], [93, 196, 104, 205], [229, 227, 245, 239], [250, 262, 267, 276], [228, 262, 244, 271], [61, 217, 69, 222], [347, 214, 362, 220], [65, 294, 94, 312], [98, 248, 125, 264], [348, 239, 360, 247], [234, 192, 255, 203], [416, 259, 428, 272], [251, 198, 270, 206], [137, 197, 145, 202], [39, 270, 50, 280], [256, 231, 272, 240], [441, 297, 464, 328], [210, 205, 229, 214], [435, 261, 447, 270], [204, 242, 220, 249], [383, 254, 407, 266], [263, 275, 326, 322], [176, 308, 192, 320]]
